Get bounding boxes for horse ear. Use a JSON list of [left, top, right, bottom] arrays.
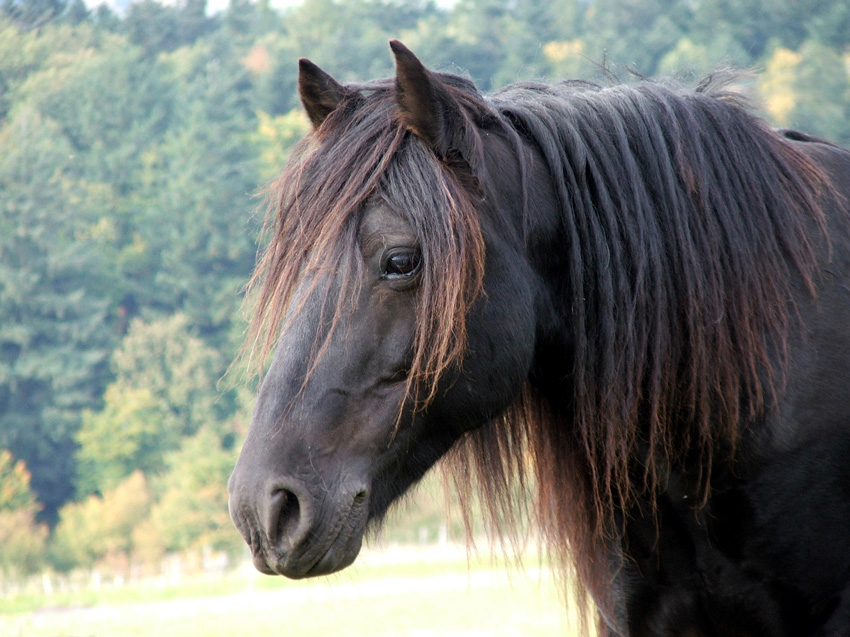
[[390, 40, 461, 157], [298, 58, 348, 129]]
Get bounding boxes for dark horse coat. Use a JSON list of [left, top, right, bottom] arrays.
[[228, 41, 850, 635]]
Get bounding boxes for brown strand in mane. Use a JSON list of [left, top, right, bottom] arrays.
[[444, 385, 601, 634]]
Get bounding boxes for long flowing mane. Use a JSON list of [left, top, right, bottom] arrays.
[[246, 71, 829, 629], [445, 76, 828, 626]]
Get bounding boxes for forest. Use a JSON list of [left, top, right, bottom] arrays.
[[1, 0, 849, 581]]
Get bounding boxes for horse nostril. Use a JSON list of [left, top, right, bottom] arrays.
[[352, 489, 367, 508], [271, 488, 302, 548]]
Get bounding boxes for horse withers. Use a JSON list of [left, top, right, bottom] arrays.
[[228, 41, 850, 635]]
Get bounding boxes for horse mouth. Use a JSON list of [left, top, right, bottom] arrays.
[[262, 489, 369, 579]]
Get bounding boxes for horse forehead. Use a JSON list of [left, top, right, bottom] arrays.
[[357, 203, 417, 251]]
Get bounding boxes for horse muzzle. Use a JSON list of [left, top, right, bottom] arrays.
[[228, 470, 370, 579]]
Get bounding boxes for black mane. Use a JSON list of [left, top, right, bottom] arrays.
[[486, 76, 826, 497], [446, 74, 830, 621]]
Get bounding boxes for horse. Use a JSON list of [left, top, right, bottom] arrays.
[[228, 40, 850, 635]]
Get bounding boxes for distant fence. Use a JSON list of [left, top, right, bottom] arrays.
[[1, 546, 233, 601], [0, 524, 468, 605]]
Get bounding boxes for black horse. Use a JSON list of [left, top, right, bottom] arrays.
[[228, 41, 850, 635]]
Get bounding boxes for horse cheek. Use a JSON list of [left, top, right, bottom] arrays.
[[435, 254, 537, 431]]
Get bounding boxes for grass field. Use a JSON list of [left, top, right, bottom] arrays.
[[0, 545, 582, 636]]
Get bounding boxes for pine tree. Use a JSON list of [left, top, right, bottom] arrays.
[[0, 108, 114, 524]]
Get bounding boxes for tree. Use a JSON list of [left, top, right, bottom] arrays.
[[50, 471, 151, 572], [581, 0, 689, 75], [1, 0, 67, 30], [0, 16, 98, 121], [75, 314, 231, 496], [125, 0, 216, 56], [543, 39, 593, 80], [149, 426, 243, 556], [441, 0, 510, 89], [759, 46, 802, 128], [252, 108, 310, 181], [246, 32, 299, 116], [20, 38, 181, 330], [491, 0, 586, 86], [32, 44, 175, 196], [0, 450, 48, 578], [281, 0, 427, 83], [805, 0, 850, 50], [65, 0, 87, 24], [140, 36, 260, 350], [222, 0, 281, 42], [790, 40, 850, 145], [0, 107, 115, 525], [657, 33, 749, 78], [0, 450, 37, 511]]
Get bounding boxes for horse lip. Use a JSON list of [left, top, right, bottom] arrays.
[[304, 538, 362, 577], [274, 538, 361, 579], [252, 552, 278, 575], [270, 487, 369, 579]]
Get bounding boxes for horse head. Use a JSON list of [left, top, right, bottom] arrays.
[[227, 42, 545, 579]]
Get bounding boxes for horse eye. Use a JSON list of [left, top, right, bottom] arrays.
[[383, 250, 422, 279]]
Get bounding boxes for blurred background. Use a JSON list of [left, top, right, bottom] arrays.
[[0, 0, 848, 634]]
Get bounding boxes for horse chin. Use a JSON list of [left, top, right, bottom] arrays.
[[270, 537, 364, 580], [302, 538, 363, 578]]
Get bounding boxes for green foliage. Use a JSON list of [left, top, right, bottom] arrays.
[[1, 0, 67, 29], [252, 108, 311, 180], [31, 45, 175, 186], [149, 426, 243, 555], [0, 451, 47, 577], [125, 0, 215, 55], [76, 386, 164, 496], [0, 17, 98, 119], [281, 0, 426, 81], [0, 508, 48, 577], [790, 40, 850, 145], [0, 449, 37, 512], [582, 0, 688, 74], [50, 471, 151, 572], [142, 39, 260, 347], [657, 35, 749, 78], [75, 314, 229, 496], [0, 105, 115, 523]]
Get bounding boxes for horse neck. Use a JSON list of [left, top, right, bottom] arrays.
[[506, 137, 576, 405]]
